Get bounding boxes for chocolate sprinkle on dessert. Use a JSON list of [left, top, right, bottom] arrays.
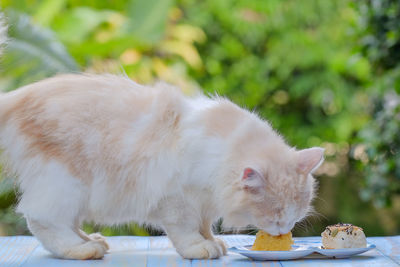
[[321, 223, 367, 249]]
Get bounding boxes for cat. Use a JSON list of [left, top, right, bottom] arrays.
[[0, 22, 324, 260]]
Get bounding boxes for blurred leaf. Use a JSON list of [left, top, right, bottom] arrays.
[[170, 24, 206, 43], [33, 0, 67, 26], [52, 7, 115, 44], [129, 224, 149, 236], [0, 178, 15, 209], [1, 10, 78, 91], [123, 0, 174, 45], [160, 40, 202, 68]]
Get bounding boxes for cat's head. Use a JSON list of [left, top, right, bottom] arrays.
[[222, 147, 324, 236]]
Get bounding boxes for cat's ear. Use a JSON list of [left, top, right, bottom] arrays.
[[296, 147, 325, 174], [241, 167, 264, 193]]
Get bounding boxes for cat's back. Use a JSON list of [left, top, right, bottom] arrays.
[[0, 74, 152, 126], [0, 73, 188, 149], [0, 73, 187, 184]]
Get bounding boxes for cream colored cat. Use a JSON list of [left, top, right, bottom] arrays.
[[0, 23, 324, 260]]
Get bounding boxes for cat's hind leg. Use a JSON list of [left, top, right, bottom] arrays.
[[18, 161, 108, 259], [28, 219, 108, 260]]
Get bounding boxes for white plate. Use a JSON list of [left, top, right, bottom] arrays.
[[314, 245, 376, 258], [228, 243, 376, 261], [229, 245, 314, 261]]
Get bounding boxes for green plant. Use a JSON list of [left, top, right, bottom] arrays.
[[0, 10, 78, 92], [354, 0, 400, 208]]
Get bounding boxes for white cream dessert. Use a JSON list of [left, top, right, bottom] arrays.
[[321, 223, 367, 249]]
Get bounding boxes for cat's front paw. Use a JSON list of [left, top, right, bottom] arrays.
[[177, 240, 223, 259], [215, 237, 227, 255]]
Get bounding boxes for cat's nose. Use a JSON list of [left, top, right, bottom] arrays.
[[267, 229, 280, 236], [278, 223, 293, 235], [279, 228, 289, 235]]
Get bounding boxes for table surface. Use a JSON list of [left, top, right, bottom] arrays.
[[0, 235, 399, 267]]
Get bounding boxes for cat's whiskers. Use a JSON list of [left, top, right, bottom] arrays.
[[219, 225, 259, 235], [313, 196, 328, 206]]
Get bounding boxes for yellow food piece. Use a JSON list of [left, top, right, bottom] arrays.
[[251, 230, 294, 251]]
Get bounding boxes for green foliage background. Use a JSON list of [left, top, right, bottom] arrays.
[[0, 0, 399, 237]]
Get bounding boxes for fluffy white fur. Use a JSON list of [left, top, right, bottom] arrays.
[[0, 28, 324, 260]]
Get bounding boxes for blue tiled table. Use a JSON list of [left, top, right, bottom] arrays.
[[0, 235, 399, 266]]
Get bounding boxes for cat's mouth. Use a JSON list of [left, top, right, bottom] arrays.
[[260, 228, 280, 236], [260, 224, 293, 236]]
